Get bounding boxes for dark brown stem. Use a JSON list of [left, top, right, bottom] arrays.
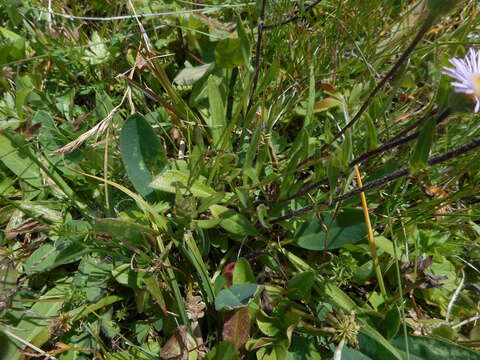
[[263, 0, 323, 30], [270, 135, 480, 224], [261, 108, 451, 205], [318, 20, 432, 154], [248, 0, 267, 109], [350, 108, 452, 167]]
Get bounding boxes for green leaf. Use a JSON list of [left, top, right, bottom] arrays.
[[83, 31, 110, 65], [210, 204, 259, 236], [205, 341, 239, 360], [295, 208, 368, 250], [150, 169, 219, 198], [410, 116, 436, 171], [287, 272, 315, 300], [24, 242, 87, 274], [236, 17, 252, 71], [112, 263, 146, 289], [0, 132, 42, 189], [214, 38, 244, 68], [174, 63, 213, 86], [365, 115, 378, 150], [24, 221, 91, 274], [233, 258, 256, 284], [391, 334, 480, 360], [379, 308, 401, 340], [3, 285, 67, 360], [342, 347, 373, 360], [0, 27, 25, 62], [120, 114, 168, 199], [207, 75, 226, 146], [285, 336, 322, 360], [215, 284, 262, 311], [358, 324, 403, 360], [256, 339, 289, 360]]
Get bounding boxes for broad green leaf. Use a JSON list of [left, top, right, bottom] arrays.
[[207, 75, 226, 146], [209, 204, 259, 236], [233, 258, 256, 284], [236, 17, 252, 71], [24, 220, 90, 274], [120, 114, 168, 199], [215, 284, 262, 311], [0, 26, 25, 62], [321, 282, 360, 312], [287, 272, 315, 300], [256, 311, 284, 337], [214, 38, 244, 68], [295, 208, 368, 250], [143, 276, 168, 314], [174, 63, 213, 86], [391, 334, 480, 359], [256, 339, 289, 360], [358, 324, 403, 360], [24, 242, 87, 274], [0, 132, 41, 188], [379, 308, 401, 340], [150, 170, 219, 198], [14, 201, 63, 223]]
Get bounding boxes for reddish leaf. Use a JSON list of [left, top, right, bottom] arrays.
[[222, 307, 251, 350]]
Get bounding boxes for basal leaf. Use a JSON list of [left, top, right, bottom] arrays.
[[150, 169, 219, 198], [295, 208, 368, 250], [215, 284, 262, 311], [120, 114, 168, 199]]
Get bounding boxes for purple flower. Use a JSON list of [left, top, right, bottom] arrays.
[[442, 48, 480, 113]]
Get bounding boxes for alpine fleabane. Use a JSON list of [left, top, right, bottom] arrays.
[[442, 48, 480, 113]]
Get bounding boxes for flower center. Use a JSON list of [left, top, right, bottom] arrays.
[[474, 74, 480, 97]]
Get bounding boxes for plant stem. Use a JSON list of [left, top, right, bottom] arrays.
[[354, 166, 387, 298]]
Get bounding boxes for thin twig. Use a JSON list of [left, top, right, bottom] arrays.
[[270, 136, 480, 223], [452, 315, 480, 330], [446, 269, 465, 323], [350, 108, 452, 167], [268, 107, 452, 204], [263, 0, 323, 30], [318, 20, 432, 154]]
